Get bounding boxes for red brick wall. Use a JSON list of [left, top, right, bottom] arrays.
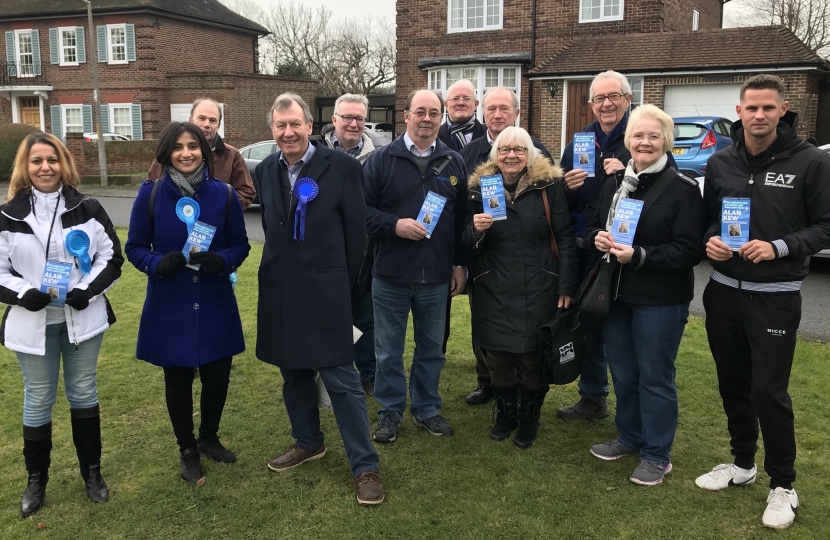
[[65, 132, 157, 176], [662, 0, 723, 32]]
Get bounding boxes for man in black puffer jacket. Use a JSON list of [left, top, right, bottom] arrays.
[[695, 74, 830, 531]]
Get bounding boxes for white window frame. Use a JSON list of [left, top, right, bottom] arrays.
[[579, 0, 624, 23], [62, 105, 84, 137], [14, 29, 35, 78], [58, 26, 78, 66], [427, 64, 521, 121], [629, 77, 644, 110], [109, 103, 133, 139], [447, 0, 503, 33], [692, 9, 700, 31], [107, 23, 127, 65]]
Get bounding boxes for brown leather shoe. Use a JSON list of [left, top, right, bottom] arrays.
[[267, 444, 326, 472], [355, 471, 384, 505]]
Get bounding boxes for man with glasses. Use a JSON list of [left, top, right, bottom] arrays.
[[363, 89, 469, 443], [438, 79, 486, 152]]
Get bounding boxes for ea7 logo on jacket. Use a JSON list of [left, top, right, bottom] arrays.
[[764, 172, 796, 189]]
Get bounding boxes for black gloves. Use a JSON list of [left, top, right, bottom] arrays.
[[18, 289, 52, 312], [189, 251, 225, 275], [156, 251, 187, 277], [65, 289, 92, 311]]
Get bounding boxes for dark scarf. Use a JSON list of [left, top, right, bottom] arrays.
[[166, 162, 205, 197], [448, 116, 476, 151], [596, 113, 628, 149]]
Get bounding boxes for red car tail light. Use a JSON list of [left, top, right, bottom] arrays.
[[701, 130, 717, 149]]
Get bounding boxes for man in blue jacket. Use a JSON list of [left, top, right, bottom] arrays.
[[363, 89, 469, 443]]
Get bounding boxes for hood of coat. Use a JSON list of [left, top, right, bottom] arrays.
[[467, 157, 563, 200]]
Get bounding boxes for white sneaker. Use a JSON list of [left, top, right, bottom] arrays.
[[762, 487, 798, 529], [695, 463, 756, 491]]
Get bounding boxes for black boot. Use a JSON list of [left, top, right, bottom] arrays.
[[490, 386, 518, 441], [515, 387, 547, 449], [71, 406, 109, 503], [180, 447, 203, 484], [21, 423, 52, 518]]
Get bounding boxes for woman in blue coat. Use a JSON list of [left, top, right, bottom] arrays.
[[126, 122, 250, 484]]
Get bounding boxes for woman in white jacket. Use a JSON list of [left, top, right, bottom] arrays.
[[0, 132, 123, 517]]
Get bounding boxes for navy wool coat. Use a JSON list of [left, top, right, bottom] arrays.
[[126, 172, 250, 367], [253, 142, 367, 370]]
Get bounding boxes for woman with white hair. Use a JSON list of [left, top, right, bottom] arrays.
[[584, 104, 706, 485], [462, 126, 578, 448]]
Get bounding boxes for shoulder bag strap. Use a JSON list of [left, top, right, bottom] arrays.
[[148, 179, 161, 229], [541, 187, 560, 259]]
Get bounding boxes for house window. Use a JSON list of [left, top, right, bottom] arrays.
[[108, 24, 127, 63], [580, 0, 624, 23], [63, 106, 84, 135], [429, 70, 443, 91], [15, 30, 35, 77], [428, 64, 520, 120], [629, 77, 644, 110], [110, 105, 133, 138], [59, 27, 77, 65], [448, 0, 502, 33], [692, 9, 700, 31]]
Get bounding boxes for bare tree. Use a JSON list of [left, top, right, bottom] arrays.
[[725, 0, 830, 58]]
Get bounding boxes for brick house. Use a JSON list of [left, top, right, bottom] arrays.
[[0, 0, 318, 149], [397, 0, 830, 156]]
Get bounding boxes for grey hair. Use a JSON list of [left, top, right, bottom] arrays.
[[483, 86, 519, 110], [489, 126, 541, 165], [267, 93, 313, 126], [334, 93, 369, 115], [589, 70, 632, 100], [625, 104, 675, 153], [445, 79, 476, 100], [190, 98, 222, 125]]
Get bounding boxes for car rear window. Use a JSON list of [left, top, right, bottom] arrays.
[[674, 124, 708, 141]]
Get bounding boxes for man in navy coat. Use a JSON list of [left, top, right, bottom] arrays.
[[253, 93, 383, 505]]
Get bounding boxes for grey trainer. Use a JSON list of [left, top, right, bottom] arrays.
[[630, 460, 673, 486], [414, 414, 455, 436], [372, 413, 400, 443], [589, 439, 638, 461], [557, 396, 609, 420]]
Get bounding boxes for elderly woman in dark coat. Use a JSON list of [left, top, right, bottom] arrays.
[[462, 126, 578, 448], [126, 122, 250, 484]]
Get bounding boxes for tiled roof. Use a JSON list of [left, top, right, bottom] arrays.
[[531, 26, 825, 76], [0, 0, 268, 35]]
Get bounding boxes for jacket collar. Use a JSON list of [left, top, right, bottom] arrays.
[[467, 158, 563, 200], [389, 134, 454, 162], [2, 184, 87, 221], [730, 110, 807, 159]]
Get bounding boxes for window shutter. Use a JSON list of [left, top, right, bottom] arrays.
[[131, 104, 143, 140], [82, 104, 93, 133], [50, 106, 62, 138], [76, 27, 86, 63], [97, 26, 107, 62], [125, 24, 136, 62], [5, 31, 16, 77], [31, 29, 41, 76], [100, 105, 110, 133], [49, 28, 59, 64]]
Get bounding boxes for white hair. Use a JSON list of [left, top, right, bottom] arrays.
[[483, 86, 519, 110], [334, 93, 369, 115], [445, 79, 476, 100], [489, 126, 541, 165], [589, 70, 632, 100]]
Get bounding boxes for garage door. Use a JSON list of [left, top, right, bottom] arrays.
[[663, 84, 742, 120]]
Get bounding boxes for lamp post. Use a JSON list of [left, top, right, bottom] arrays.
[[83, 0, 107, 186]]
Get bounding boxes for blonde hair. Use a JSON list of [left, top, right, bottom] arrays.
[[624, 104, 674, 154], [489, 126, 541, 165], [7, 132, 80, 201]]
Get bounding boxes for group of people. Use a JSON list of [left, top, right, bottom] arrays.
[[2, 72, 829, 531]]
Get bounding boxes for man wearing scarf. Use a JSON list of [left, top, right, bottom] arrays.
[[437, 80, 486, 152], [148, 98, 256, 209]]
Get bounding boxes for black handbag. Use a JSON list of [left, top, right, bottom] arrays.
[[539, 307, 587, 385], [576, 257, 618, 322]]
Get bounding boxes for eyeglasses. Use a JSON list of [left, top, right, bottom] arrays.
[[497, 146, 527, 155], [448, 96, 474, 104], [407, 109, 442, 119], [591, 93, 627, 104], [335, 114, 366, 125]]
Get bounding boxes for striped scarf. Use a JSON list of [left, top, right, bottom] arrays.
[[605, 153, 668, 231], [448, 116, 476, 151], [165, 162, 205, 197]]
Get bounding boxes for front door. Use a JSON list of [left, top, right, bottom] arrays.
[[565, 81, 592, 144], [19, 97, 40, 128]]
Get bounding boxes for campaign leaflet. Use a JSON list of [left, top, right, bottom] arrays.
[[182, 220, 217, 270], [573, 133, 596, 177], [480, 174, 507, 221], [416, 191, 448, 239], [40, 260, 73, 308], [610, 198, 644, 247], [721, 197, 750, 251]]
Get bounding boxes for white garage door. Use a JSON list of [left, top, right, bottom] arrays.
[[170, 103, 225, 138], [663, 84, 742, 120]]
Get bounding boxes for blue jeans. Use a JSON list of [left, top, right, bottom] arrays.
[[372, 277, 447, 422], [602, 302, 689, 466], [578, 327, 609, 397], [351, 279, 376, 384], [16, 322, 105, 427]]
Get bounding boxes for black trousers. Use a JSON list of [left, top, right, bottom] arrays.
[[163, 358, 233, 452], [703, 281, 800, 489]]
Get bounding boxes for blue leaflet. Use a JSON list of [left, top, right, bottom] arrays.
[[416, 191, 448, 239], [40, 260, 73, 308], [611, 198, 644, 247], [721, 197, 750, 251], [480, 174, 507, 221], [182, 220, 217, 270], [573, 133, 596, 177]]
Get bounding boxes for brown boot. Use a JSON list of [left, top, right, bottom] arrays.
[[267, 444, 326, 472], [355, 471, 384, 505]]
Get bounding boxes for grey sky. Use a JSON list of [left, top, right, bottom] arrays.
[[245, 0, 396, 22]]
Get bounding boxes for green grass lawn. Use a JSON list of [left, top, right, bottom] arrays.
[[1, 231, 829, 539]]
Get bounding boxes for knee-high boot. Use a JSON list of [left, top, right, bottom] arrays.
[[21, 423, 52, 517], [490, 385, 518, 441], [71, 405, 109, 503]]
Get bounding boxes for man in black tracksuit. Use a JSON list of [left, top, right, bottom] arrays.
[[696, 74, 830, 530]]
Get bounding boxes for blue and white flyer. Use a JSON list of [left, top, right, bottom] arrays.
[[722, 197, 750, 251], [182, 221, 217, 270], [610, 198, 644, 246], [573, 133, 596, 177], [416, 191, 448, 239], [480, 174, 507, 221], [40, 260, 73, 307]]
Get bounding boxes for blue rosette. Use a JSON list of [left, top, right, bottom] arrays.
[[293, 177, 319, 241], [175, 197, 200, 235], [65, 230, 92, 274]]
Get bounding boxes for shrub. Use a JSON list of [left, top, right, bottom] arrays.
[[0, 124, 42, 181]]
